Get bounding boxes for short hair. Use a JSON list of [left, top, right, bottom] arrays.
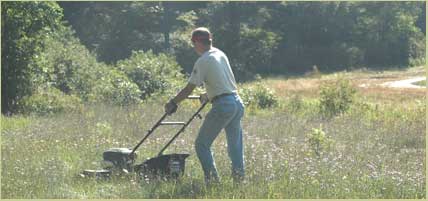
[[191, 27, 212, 46]]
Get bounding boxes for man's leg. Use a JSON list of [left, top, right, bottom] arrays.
[[225, 101, 245, 182], [195, 101, 237, 184]]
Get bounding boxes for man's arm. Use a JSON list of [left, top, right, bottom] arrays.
[[171, 83, 197, 104], [165, 83, 197, 115]]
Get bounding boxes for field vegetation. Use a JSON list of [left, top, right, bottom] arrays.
[[2, 67, 425, 199], [2, 1, 425, 199]]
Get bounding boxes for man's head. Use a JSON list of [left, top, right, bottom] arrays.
[[191, 27, 212, 55]]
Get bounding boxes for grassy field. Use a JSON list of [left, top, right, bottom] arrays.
[[1, 67, 426, 199]]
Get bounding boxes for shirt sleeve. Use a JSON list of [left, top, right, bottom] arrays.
[[188, 59, 204, 86]]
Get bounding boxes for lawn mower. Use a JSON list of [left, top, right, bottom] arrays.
[[81, 96, 207, 180]]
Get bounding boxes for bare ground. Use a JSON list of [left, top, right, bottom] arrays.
[[262, 66, 426, 104]]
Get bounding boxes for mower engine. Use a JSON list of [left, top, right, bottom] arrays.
[[134, 153, 189, 179], [102, 148, 137, 171]]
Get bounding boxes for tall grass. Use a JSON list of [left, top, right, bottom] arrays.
[[1, 92, 425, 198]]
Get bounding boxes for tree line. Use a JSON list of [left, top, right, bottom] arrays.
[[2, 1, 425, 114]]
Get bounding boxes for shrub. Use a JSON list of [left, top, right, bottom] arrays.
[[306, 125, 335, 157], [17, 87, 83, 115], [30, 25, 106, 101], [88, 69, 142, 106], [31, 27, 185, 106], [319, 78, 356, 117], [239, 81, 279, 109], [116, 50, 185, 99]]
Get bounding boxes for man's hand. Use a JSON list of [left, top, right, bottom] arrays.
[[164, 83, 196, 115], [164, 99, 178, 115], [199, 93, 209, 104]]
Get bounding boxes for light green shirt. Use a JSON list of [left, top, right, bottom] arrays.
[[188, 47, 237, 100]]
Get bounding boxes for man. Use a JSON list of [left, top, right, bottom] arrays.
[[164, 27, 245, 184]]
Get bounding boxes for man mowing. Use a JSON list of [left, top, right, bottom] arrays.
[[164, 27, 245, 185]]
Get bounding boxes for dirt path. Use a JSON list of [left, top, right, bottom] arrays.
[[380, 76, 426, 89], [359, 76, 426, 89]]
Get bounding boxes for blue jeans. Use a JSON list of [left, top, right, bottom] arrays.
[[195, 93, 245, 183]]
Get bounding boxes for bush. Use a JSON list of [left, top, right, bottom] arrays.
[[319, 78, 357, 117], [116, 50, 185, 99], [17, 87, 83, 115], [306, 125, 335, 157], [31, 26, 185, 106], [88, 69, 142, 106], [239, 80, 279, 109], [30, 25, 106, 101], [30, 25, 143, 106]]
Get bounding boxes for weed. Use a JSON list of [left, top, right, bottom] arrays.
[[319, 78, 356, 117], [306, 124, 335, 157], [239, 82, 279, 109]]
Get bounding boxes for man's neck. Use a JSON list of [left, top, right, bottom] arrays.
[[200, 46, 212, 55]]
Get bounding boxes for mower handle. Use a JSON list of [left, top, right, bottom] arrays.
[[187, 95, 200, 99], [129, 112, 168, 155], [157, 100, 208, 156], [129, 95, 204, 156]]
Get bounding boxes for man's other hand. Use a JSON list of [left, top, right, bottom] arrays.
[[165, 100, 178, 115], [199, 93, 209, 104]]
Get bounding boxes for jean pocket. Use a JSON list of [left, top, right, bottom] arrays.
[[210, 102, 236, 118]]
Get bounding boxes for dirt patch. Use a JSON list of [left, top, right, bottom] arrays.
[[263, 67, 426, 104], [359, 76, 426, 89], [380, 77, 426, 89]]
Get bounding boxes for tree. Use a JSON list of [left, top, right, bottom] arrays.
[[59, 2, 203, 64], [266, 2, 424, 72], [416, 2, 425, 34], [353, 2, 425, 67], [1, 1, 63, 114]]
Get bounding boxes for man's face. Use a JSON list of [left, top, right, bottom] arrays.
[[192, 40, 204, 55]]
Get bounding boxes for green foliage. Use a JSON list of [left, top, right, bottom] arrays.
[[319, 78, 357, 117], [3, 1, 426, 115], [1, 1, 63, 113], [58, 2, 163, 63], [89, 69, 142, 106], [287, 95, 304, 112], [59, 2, 202, 63], [269, 2, 425, 72], [117, 50, 185, 99], [30, 25, 142, 107], [353, 2, 425, 68], [239, 80, 279, 109], [55, 1, 426, 76], [408, 35, 426, 67], [170, 27, 199, 74], [306, 125, 335, 157], [239, 27, 281, 74], [18, 87, 83, 116], [0, 115, 32, 132], [30, 25, 101, 99]]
